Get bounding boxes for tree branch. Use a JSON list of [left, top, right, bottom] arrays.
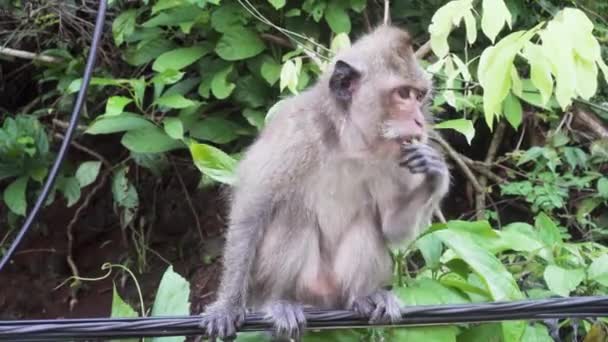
[[475, 121, 507, 220], [431, 132, 484, 194], [0, 47, 62, 64], [415, 41, 432, 59]]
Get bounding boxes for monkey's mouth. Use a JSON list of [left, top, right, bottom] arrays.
[[400, 136, 421, 145]]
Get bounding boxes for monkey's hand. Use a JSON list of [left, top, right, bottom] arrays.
[[264, 300, 307, 341], [199, 302, 246, 341], [400, 143, 449, 196], [350, 289, 403, 324]]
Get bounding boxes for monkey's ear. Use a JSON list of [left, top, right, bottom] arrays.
[[329, 60, 361, 102]]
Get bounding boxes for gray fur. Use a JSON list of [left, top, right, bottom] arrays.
[[199, 24, 450, 341]]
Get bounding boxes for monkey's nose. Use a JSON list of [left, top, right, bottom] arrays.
[[414, 118, 424, 128]]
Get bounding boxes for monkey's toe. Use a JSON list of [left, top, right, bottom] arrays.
[[199, 305, 246, 341], [265, 301, 307, 341], [353, 290, 403, 325]]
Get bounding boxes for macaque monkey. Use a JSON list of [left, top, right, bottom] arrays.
[[199, 24, 450, 341]]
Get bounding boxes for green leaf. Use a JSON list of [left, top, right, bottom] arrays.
[[390, 326, 458, 342], [478, 28, 539, 128], [151, 69, 185, 85], [121, 127, 186, 153], [86, 113, 156, 135], [125, 38, 177, 66], [521, 324, 553, 342], [434, 228, 525, 342], [106, 96, 133, 116], [3, 176, 28, 216], [112, 167, 139, 210], [211, 3, 248, 33], [152, 46, 209, 72], [463, 11, 477, 45], [301, 330, 363, 342], [434, 119, 475, 144], [280, 58, 301, 94], [457, 323, 502, 342], [163, 117, 184, 140], [543, 265, 584, 297], [268, 0, 286, 10], [111, 284, 138, 318], [242, 108, 265, 130], [189, 117, 242, 144], [154, 94, 197, 109], [59, 177, 81, 207], [523, 43, 554, 105], [260, 57, 281, 86], [428, 0, 474, 58], [434, 229, 523, 301], [481, 0, 512, 43], [215, 26, 265, 61], [189, 142, 238, 185], [324, 1, 351, 34], [330, 32, 351, 53], [502, 92, 522, 129], [588, 254, 608, 287], [112, 9, 137, 46], [110, 284, 138, 342], [211, 65, 236, 99], [415, 234, 443, 269], [534, 212, 562, 246], [151, 265, 190, 342], [597, 178, 608, 198], [76, 161, 102, 188]]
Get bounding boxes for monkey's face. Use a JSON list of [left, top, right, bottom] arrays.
[[328, 25, 432, 157]]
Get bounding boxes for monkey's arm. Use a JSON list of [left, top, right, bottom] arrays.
[[199, 189, 273, 339]]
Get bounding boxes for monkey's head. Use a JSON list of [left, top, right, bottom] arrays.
[[327, 25, 432, 156]]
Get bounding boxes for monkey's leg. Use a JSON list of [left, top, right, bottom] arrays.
[[350, 288, 403, 324], [264, 300, 307, 341]]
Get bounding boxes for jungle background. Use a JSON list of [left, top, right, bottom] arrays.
[[1, 0, 608, 341]]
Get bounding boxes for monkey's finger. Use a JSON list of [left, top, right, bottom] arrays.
[[370, 304, 387, 324]]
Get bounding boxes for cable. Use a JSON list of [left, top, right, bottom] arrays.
[[0, 0, 108, 271], [1, 296, 607, 341]]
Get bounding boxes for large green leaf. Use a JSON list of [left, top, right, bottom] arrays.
[[3, 176, 28, 216], [105, 96, 133, 116], [434, 119, 475, 144], [76, 161, 102, 188], [189, 142, 238, 185], [502, 92, 522, 129], [121, 127, 186, 153], [523, 43, 554, 105], [390, 279, 466, 341], [152, 46, 210, 72], [534, 212, 563, 246], [151, 266, 190, 342], [112, 9, 137, 46], [154, 94, 197, 109], [457, 323, 502, 342], [215, 26, 265, 61], [189, 117, 242, 144], [434, 228, 525, 342], [211, 65, 236, 99], [543, 265, 584, 297], [428, 0, 474, 58], [324, 1, 351, 34], [588, 254, 608, 287], [86, 113, 156, 135], [58, 176, 81, 207], [481, 0, 512, 43]]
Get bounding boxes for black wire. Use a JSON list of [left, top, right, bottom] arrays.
[[1, 296, 607, 341], [0, 0, 108, 272]]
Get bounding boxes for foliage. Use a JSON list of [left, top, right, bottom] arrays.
[[1, 0, 608, 341]]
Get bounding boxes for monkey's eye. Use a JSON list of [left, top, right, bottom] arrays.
[[397, 86, 412, 99], [416, 89, 427, 101]]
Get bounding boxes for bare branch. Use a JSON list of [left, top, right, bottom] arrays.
[[0, 47, 62, 64], [415, 41, 432, 59], [384, 0, 390, 25], [431, 133, 484, 194]]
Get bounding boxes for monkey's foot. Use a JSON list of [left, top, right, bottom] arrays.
[[264, 300, 307, 341], [199, 303, 247, 341], [350, 289, 403, 324]]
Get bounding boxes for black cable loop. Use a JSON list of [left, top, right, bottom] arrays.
[[0, 0, 108, 272]]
